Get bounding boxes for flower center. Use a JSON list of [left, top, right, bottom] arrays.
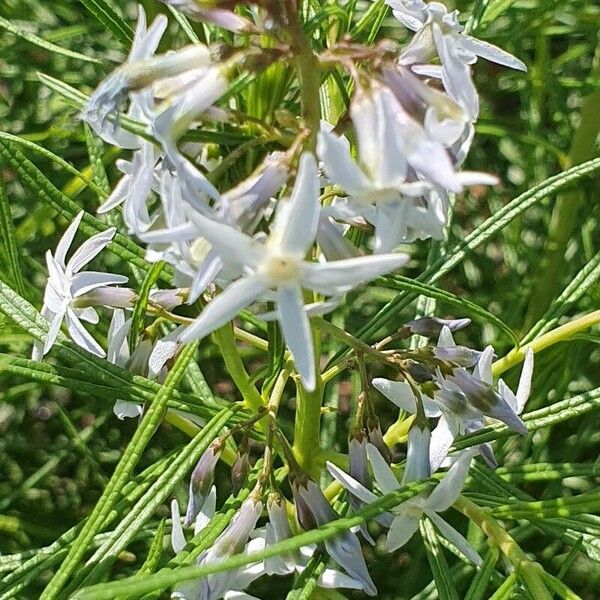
[[260, 254, 302, 285]]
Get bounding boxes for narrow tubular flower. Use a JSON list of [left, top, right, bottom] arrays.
[[32, 212, 128, 360], [252, 492, 365, 592], [178, 152, 409, 391], [194, 495, 264, 600], [186, 440, 224, 526], [291, 475, 377, 596]]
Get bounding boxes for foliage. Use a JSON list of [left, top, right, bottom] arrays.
[[0, 0, 599, 599]]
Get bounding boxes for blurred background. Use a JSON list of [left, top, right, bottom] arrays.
[[0, 0, 599, 597]]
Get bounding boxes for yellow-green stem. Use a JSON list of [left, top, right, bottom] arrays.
[[212, 324, 264, 411], [493, 309, 600, 376], [164, 410, 237, 465], [292, 337, 324, 478], [455, 496, 552, 600]]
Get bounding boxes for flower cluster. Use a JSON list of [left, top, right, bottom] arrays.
[[30, 0, 531, 597]]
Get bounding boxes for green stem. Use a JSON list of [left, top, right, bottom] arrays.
[[455, 496, 553, 600], [493, 309, 600, 376], [285, 0, 321, 150], [292, 331, 324, 478], [212, 324, 264, 411]]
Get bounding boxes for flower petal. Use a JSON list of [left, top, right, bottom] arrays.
[[429, 417, 456, 473], [366, 443, 400, 494], [71, 271, 128, 297], [55, 211, 84, 267], [303, 254, 409, 295], [425, 510, 482, 566], [317, 130, 371, 197], [64, 307, 105, 357], [437, 325, 455, 348], [326, 461, 379, 505], [68, 227, 116, 274], [43, 308, 65, 356], [113, 400, 142, 420], [426, 449, 475, 512], [318, 568, 364, 590], [271, 152, 320, 257], [385, 514, 420, 552], [170, 499, 187, 554], [515, 348, 534, 413], [107, 309, 131, 366], [462, 36, 527, 71], [187, 212, 265, 269], [473, 345, 494, 384], [180, 275, 267, 343], [373, 377, 441, 417], [277, 284, 315, 391]]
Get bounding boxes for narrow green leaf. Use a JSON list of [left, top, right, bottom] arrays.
[[136, 520, 166, 576], [0, 177, 25, 297], [522, 251, 600, 344], [285, 553, 327, 600], [0, 453, 176, 599], [489, 573, 517, 600], [463, 0, 492, 34], [0, 131, 108, 200], [479, 0, 519, 27], [69, 407, 236, 590], [379, 275, 519, 345], [0, 354, 219, 420], [556, 537, 584, 581], [420, 518, 460, 600], [129, 261, 165, 351], [166, 5, 201, 43], [40, 342, 199, 599], [542, 572, 584, 600], [465, 546, 500, 600], [79, 0, 134, 46], [83, 123, 111, 196], [0, 15, 102, 63]]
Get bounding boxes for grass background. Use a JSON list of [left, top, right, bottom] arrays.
[[0, 0, 599, 597]]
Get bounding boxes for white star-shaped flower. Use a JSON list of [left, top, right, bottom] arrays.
[[388, 0, 526, 119], [179, 152, 409, 391], [327, 432, 481, 564], [33, 212, 128, 359]]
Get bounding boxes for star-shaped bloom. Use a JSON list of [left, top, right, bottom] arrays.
[[317, 84, 497, 252], [327, 432, 481, 564], [388, 0, 526, 119], [142, 151, 290, 302], [32, 212, 128, 360], [178, 153, 409, 390], [373, 326, 534, 471]]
